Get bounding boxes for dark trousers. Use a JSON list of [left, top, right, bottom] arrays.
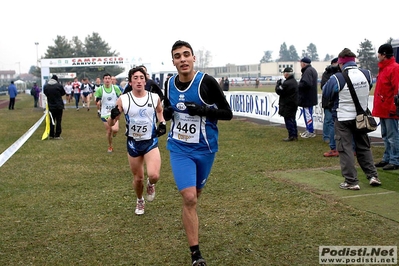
[[284, 116, 298, 138], [74, 93, 80, 108], [9, 98, 15, 110], [34, 96, 39, 107], [335, 119, 378, 185], [49, 109, 63, 138]]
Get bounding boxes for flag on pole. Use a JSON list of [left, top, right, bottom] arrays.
[[41, 104, 50, 140]]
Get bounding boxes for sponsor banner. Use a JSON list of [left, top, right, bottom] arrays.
[[41, 56, 136, 68], [50, 73, 76, 79], [224, 91, 381, 138]]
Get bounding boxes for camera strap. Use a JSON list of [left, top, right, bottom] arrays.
[[341, 69, 366, 115]]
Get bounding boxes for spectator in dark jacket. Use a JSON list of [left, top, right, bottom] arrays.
[[8, 81, 18, 110], [275, 67, 299, 141], [298, 57, 318, 138], [321, 58, 340, 157], [43, 75, 66, 139], [32, 82, 41, 108], [223, 77, 230, 91]]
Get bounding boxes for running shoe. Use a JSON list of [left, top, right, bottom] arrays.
[[369, 177, 381, 186], [192, 258, 207, 266], [146, 179, 155, 202], [107, 146, 113, 153], [339, 182, 360, 190], [301, 131, 316, 138], [300, 131, 309, 137], [135, 199, 145, 215]]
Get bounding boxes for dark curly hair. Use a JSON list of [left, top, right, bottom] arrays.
[[128, 67, 148, 82]]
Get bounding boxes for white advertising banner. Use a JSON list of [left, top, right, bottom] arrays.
[[50, 73, 76, 79], [224, 91, 381, 138], [41, 56, 135, 68]]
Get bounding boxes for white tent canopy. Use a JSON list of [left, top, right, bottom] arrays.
[[14, 79, 27, 91], [115, 70, 129, 79]]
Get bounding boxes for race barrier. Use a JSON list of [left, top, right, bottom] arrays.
[[0, 111, 47, 167], [224, 91, 381, 139]]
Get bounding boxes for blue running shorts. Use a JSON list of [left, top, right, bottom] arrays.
[[169, 150, 215, 191], [127, 137, 158, 157]]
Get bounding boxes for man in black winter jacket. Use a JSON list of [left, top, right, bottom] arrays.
[[275, 67, 299, 141], [298, 57, 318, 138], [43, 75, 66, 139]]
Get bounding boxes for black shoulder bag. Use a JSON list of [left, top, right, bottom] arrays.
[[341, 69, 377, 133]]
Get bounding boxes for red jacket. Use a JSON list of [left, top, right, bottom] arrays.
[[372, 57, 399, 119]]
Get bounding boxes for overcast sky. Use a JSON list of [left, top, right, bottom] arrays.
[[1, 0, 397, 74]]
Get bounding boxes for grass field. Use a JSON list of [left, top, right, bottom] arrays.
[[0, 92, 398, 266]]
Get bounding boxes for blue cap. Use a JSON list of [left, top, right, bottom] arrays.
[[300, 57, 311, 64]]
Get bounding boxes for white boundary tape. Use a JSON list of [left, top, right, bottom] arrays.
[[341, 191, 396, 199], [0, 112, 46, 168]]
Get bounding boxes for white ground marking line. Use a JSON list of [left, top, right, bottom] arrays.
[[342, 191, 396, 199]]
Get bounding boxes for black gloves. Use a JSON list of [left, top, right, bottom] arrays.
[[163, 101, 210, 118], [275, 79, 283, 92], [185, 102, 207, 116], [163, 106, 174, 121], [110, 105, 121, 119], [156, 122, 167, 137]]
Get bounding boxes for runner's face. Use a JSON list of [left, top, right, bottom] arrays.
[[172, 46, 195, 74], [103, 76, 112, 87], [130, 72, 146, 91]]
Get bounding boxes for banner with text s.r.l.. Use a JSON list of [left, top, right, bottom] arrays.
[[224, 91, 381, 139]]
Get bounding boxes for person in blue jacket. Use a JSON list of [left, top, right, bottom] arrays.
[[8, 81, 18, 110]]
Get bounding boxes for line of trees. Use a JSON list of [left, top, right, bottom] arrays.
[[31, 33, 394, 78], [260, 38, 395, 76]]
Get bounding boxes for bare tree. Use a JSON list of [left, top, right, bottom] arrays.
[[194, 48, 212, 71]]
